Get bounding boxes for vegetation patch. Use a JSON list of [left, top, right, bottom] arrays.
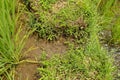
[[39, 41, 114, 80], [28, 0, 88, 41], [37, 0, 116, 80], [0, 0, 32, 79], [0, 0, 120, 80]]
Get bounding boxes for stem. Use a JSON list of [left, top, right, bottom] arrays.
[[14, 60, 40, 64]]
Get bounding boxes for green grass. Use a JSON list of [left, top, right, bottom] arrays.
[[28, 0, 119, 44], [111, 19, 120, 44], [38, 0, 115, 80], [111, 0, 120, 45], [0, 0, 16, 79], [0, 0, 31, 79], [29, 0, 88, 41], [97, 0, 120, 45], [39, 44, 114, 80], [39, 0, 59, 10], [0, 0, 119, 80]]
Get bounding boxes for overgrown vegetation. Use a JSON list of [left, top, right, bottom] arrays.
[[39, 44, 114, 80], [0, 0, 120, 80], [28, 0, 120, 44], [111, 0, 120, 45], [28, 0, 88, 41], [97, 0, 120, 45], [38, 0, 117, 80]]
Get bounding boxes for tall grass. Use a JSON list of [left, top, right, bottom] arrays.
[[84, 1, 115, 79], [111, 0, 120, 44], [97, 0, 120, 45], [0, 0, 16, 79], [0, 0, 30, 79], [111, 18, 120, 44]]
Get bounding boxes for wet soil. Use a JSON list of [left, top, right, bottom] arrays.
[[15, 1, 120, 80], [15, 35, 68, 80]]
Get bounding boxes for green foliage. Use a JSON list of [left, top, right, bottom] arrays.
[[111, 0, 120, 44], [111, 17, 120, 44], [38, 44, 114, 80], [96, 0, 120, 45], [39, 0, 58, 10], [29, 0, 88, 40], [0, 0, 16, 79], [0, 0, 118, 79], [0, 0, 31, 79], [38, 0, 115, 80]]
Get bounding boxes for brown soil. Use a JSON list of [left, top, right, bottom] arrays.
[[52, 0, 67, 13], [15, 35, 68, 80], [15, 1, 70, 79]]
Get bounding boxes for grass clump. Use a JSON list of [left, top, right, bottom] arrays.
[[0, 0, 17, 79], [38, 43, 114, 80], [29, 0, 88, 40], [111, 19, 120, 45], [39, 0, 59, 10], [97, 0, 120, 45], [111, 0, 120, 45], [0, 0, 31, 79]]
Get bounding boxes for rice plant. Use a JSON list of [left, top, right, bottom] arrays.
[[111, 0, 120, 45], [0, 0, 31, 79]]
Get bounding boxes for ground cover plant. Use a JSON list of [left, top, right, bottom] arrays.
[[38, 0, 116, 80], [28, 0, 88, 41], [0, 0, 120, 80], [111, 0, 120, 45], [39, 44, 114, 80], [97, 0, 120, 45]]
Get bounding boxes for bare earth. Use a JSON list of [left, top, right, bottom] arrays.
[[15, 35, 67, 80]]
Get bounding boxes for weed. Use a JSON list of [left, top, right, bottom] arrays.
[[111, 0, 120, 45], [38, 0, 115, 80], [39, 0, 58, 10], [28, 0, 88, 41], [38, 44, 114, 80], [97, 0, 120, 45], [111, 18, 120, 44]]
